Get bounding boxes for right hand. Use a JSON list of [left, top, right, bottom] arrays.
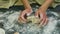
[[18, 9, 32, 23]]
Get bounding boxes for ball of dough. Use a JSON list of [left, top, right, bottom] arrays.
[[18, 16, 40, 24], [27, 16, 40, 24], [14, 32, 19, 34], [0, 28, 5, 34]]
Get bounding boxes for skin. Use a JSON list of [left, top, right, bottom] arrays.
[[18, 0, 54, 26]]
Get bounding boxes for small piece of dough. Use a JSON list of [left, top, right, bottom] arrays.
[[14, 32, 19, 34], [0, 28, 5, 34]]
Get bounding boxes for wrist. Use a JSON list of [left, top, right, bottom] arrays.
[[25, 8, 32, 12], [38, 8, 44, 11]]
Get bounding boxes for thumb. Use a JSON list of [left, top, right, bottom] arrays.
[[35, 12, 39, 18], [27, 10, 33, 16]]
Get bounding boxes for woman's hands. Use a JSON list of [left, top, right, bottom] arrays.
[[18, 8, 48, 26], [18, 0, 54, 26]]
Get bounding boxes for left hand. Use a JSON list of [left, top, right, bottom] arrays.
[[35, 9, 48, 26], [18, 9, 32, 23]]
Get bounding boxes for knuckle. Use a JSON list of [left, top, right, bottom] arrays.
[[41, 18, 43, 20], [46, 18, 48, 20], [20, 16, 22, 19]]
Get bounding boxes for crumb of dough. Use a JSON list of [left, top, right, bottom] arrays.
[[14, 32, 19, 34], [0, 28, 5, 34]]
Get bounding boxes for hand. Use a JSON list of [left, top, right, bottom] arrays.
[[35, 10, 48, 26], [18, 9, 32, 23]]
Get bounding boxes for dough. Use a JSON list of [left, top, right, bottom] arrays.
[[18, 16, 40, 24], [14, 32, 19, 34], [0, 28, 5, 34], [27, 16, 40, 24]]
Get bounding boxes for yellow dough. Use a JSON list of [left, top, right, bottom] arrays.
[[27, 16, 40, 24], [14, 32, 19, 34], [18, 16, 40, 24], [0, 28, 5, 34]]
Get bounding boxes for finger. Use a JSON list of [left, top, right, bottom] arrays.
[[27, 11, 32, 16], [39, 13, 44, 24], [18, 12, 22, 21], [38, 18, 43, 26], [39, 18, 43, 24], [35, 12, 39, 18], [20, 12, 27, 22], [43, 18, 48, 26], [40, 13, 47, 25], [21, 15, 27, 22], [19, 17, 23, 23], [38, 14, 43, 26], [20, 16, 27, 23], [39, 18, 46, 26], [18, 17, 24, 23]]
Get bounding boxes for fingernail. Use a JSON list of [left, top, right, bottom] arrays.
[[27, 14, 30, 16], [35, 16, 38, 18], [27, 13, 32, 16]]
